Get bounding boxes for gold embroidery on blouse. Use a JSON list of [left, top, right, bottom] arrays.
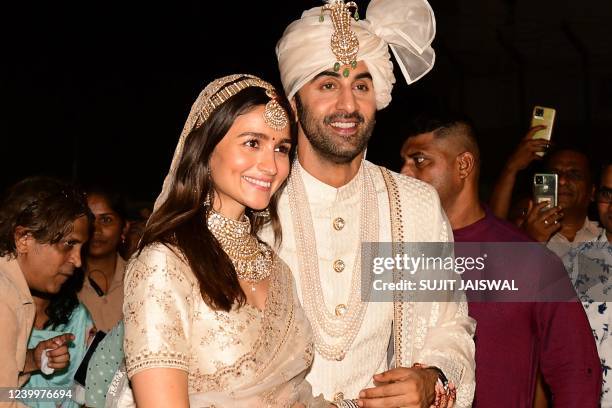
[[158, 320, 186, 347], [260, 386, 282, 405], [124, 246, 196, 376], [200, 306, 260, 349], [126, 349, 189, 374], [150, 288, 178, 314], [189, 257, 297, 393], [303, 342, 314, 366], [124, 245, 312, 397], [123, 299, 143, 324]]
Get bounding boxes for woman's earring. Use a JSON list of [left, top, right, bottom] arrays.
[[252, 208, 270, 219], [202, 190, 212, 208], [203, 166, 213, 208]]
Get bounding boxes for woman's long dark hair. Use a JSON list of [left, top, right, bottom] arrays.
[[139, 84, 297, 312]]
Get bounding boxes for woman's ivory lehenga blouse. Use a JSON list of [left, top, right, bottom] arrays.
[[123, 242, 327, 407]]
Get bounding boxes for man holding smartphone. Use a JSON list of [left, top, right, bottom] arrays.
[[527, 148, 602, 252], [489, 125, 552, 222], [490, 141, 600, 246]]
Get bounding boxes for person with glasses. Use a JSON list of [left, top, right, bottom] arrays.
[[491, 140, 611, 405], [597, 162, 612, 242], [557, 161, 612, 406]]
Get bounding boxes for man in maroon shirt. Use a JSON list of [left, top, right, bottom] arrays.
[[400, 114, 602, 407]]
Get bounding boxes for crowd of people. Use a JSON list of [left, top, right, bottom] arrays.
[[1, 0, 610, 407]]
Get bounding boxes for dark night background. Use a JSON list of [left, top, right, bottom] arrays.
[[2, 0, 611, 206]]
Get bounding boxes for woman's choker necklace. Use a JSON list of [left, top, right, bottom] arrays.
[[206, 208, 272, 291]]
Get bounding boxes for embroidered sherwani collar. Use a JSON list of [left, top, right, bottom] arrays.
[[297, 159, 364, 204]]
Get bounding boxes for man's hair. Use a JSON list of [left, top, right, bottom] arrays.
[[403, 113, 481, 163], [0, 177, 92, 257]]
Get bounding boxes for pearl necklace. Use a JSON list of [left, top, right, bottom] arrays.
[[287, 160, 379, 361], [207, 209, 272, 291]]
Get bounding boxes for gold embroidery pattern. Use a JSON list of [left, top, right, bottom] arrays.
[[126, 349, 189, 374], [260, 386, 281, 406], [379, 167, 407, 367], [150, 287, 179, 314], [189, 257, 296, 393], [124, 248, 189, 295], [156, 320, 186, 347], [123, 298, 143, 325], [200, 307, 258, 349], [124, 244, 314, 401], [124, 245, 196, 377], [303, 342, 314, 367]]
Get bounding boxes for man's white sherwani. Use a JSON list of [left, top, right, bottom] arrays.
[[260, 160, 475, 406]]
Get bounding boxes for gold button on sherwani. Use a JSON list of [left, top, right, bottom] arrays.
[[335, 304, 348, 316], [333, 217, 345, 231]]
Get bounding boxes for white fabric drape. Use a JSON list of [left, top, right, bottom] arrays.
[[276, 0, 436, 110]]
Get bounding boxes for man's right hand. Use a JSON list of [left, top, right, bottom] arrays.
[[28, 333, 74, 372], [504, 126, 549, 173], [524, 201, 563, 242]]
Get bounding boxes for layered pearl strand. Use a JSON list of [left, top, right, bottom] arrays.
[[287, 161, 379, 361]]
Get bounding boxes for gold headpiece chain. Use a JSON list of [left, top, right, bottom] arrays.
[[195, 76, 289, 131], [320, 0, 360, 78]]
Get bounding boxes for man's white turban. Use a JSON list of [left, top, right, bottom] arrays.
[[276, 0, 436, 110]]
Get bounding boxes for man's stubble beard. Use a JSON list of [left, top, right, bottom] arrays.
[[295, 94, 376, 165]]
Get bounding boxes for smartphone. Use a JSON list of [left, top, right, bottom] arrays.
[[533, 173, 558, 209], [530, 106, 556, 157]]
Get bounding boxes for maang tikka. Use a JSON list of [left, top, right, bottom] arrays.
[[194, 75, 289, 132], [152, 74, 291, 213], [319, 0, 360, 78]]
